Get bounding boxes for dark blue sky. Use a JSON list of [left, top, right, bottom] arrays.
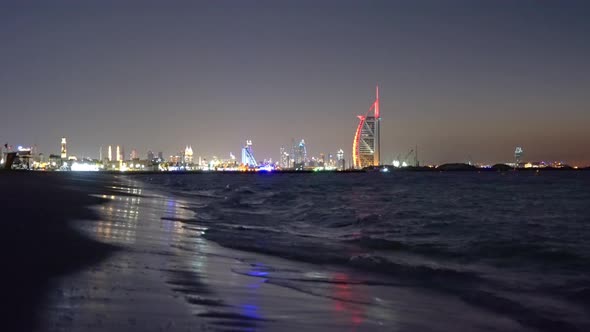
[[1, 0, 589, 165]]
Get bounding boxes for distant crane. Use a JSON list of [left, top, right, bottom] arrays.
[[392, 148, 416, 167], [402, 149, 414, 166]]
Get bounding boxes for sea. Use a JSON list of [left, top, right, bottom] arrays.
[[136, 171, 590, 331]]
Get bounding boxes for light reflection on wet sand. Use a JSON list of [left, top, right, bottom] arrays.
[[37, 178, 530, 332]]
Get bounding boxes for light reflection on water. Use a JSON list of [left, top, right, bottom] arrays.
[[87, 180, 377, 331], [95, 192, 141, 244], [331, 273, 365, 330], [91, 183, 196, 247]]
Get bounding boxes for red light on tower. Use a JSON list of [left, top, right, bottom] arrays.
[[374, 85, 379, 119]]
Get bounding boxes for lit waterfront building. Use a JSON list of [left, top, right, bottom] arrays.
[[60, 137, 67, 159], [328, 154, 335, 168], [515, 147, 524, 167], [116, 145, 121, 162], [294, 139, 307, 169], [337, 149, 345, 170], [184, 145, 194, 164], [353, 86, 381, 168], [147, 150, 154, 161], [130, 149, 138, 160], [280, 146, 290, 168], [108, 145, 113, 162], [169, 154, 181, 164], [241, 140, 257, 167]]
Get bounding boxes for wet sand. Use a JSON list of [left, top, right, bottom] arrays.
[[1, 172, 123, 331], [3, 173, 532, 331]]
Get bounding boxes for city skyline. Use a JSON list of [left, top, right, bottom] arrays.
[[1, 1, 589, 165]]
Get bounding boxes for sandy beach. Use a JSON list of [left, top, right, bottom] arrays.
[[0, 173, 540, 331], [1, 172, 119, 331]]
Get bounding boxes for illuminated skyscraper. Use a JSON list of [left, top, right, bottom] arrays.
[[337, 149, 345, 170], [116, 145, 121, 162], [515, 147, 524, 167], [184, 145, 194, 164], [147, 150, 154, 161], [280, 146, 290, 168], [108, 145, 113, 161], [60, 137, 67, 159], [294, 139, 307, 169], [241, 140, 257, 167], [353, 86, 381, 168]]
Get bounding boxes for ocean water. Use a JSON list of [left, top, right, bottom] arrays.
[[136, 171, 590, 330]]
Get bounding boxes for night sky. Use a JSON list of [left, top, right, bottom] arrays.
[[1, 0, 589, 165]]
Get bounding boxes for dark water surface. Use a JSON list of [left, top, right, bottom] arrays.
[[137, 171, 590, 331]]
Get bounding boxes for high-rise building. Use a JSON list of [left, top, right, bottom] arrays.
[[130, 149, 138, 160], [60, 137, 67, 159], [108, 145, 113, 161], [157, 151, 163, 162], [279, 146, 290, 168], [294, 139, 307, 169], [353, 86, 381, 168], [116, 145, 121, 162], [184, 146, 194, 164], [515, 147, 524, 167], [241, 140, 257, 167], [147, 150, 154, 161], [337, 149, 345, 170]]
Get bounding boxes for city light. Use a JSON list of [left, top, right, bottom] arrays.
[[71, 162, 100, 172]]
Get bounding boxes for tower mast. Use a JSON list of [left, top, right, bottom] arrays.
[[374, 85, 381, 166]]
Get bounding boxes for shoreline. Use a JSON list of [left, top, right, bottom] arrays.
[[7, 172, 587, 330], [1, 172, 127, 331], [3, 166, 589, 176], [31, 174, 532, 331]]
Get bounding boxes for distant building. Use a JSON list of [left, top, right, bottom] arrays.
[[147, 150, 155, 161], [49, 154, 62, 169], [294, 139, 307, 169], [60, 137, 67, 159], [353, 86, 381, 168], [515, 147, 524, 167], [279, 146, 290, 168], [157, 151, 163, 162], [337, 149, 345, 170], [130, 149, 138, 160], [241, 140, 257, 167], [108, 145, 113, 162], [328, 154, 334, 168], [184, 146, 194, 164], [169, 155, 181, 164], [116, 145, 121, 162]]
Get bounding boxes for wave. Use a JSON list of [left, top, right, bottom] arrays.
[[134, 172, 590, 329], [347, 253, 482, 285]]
